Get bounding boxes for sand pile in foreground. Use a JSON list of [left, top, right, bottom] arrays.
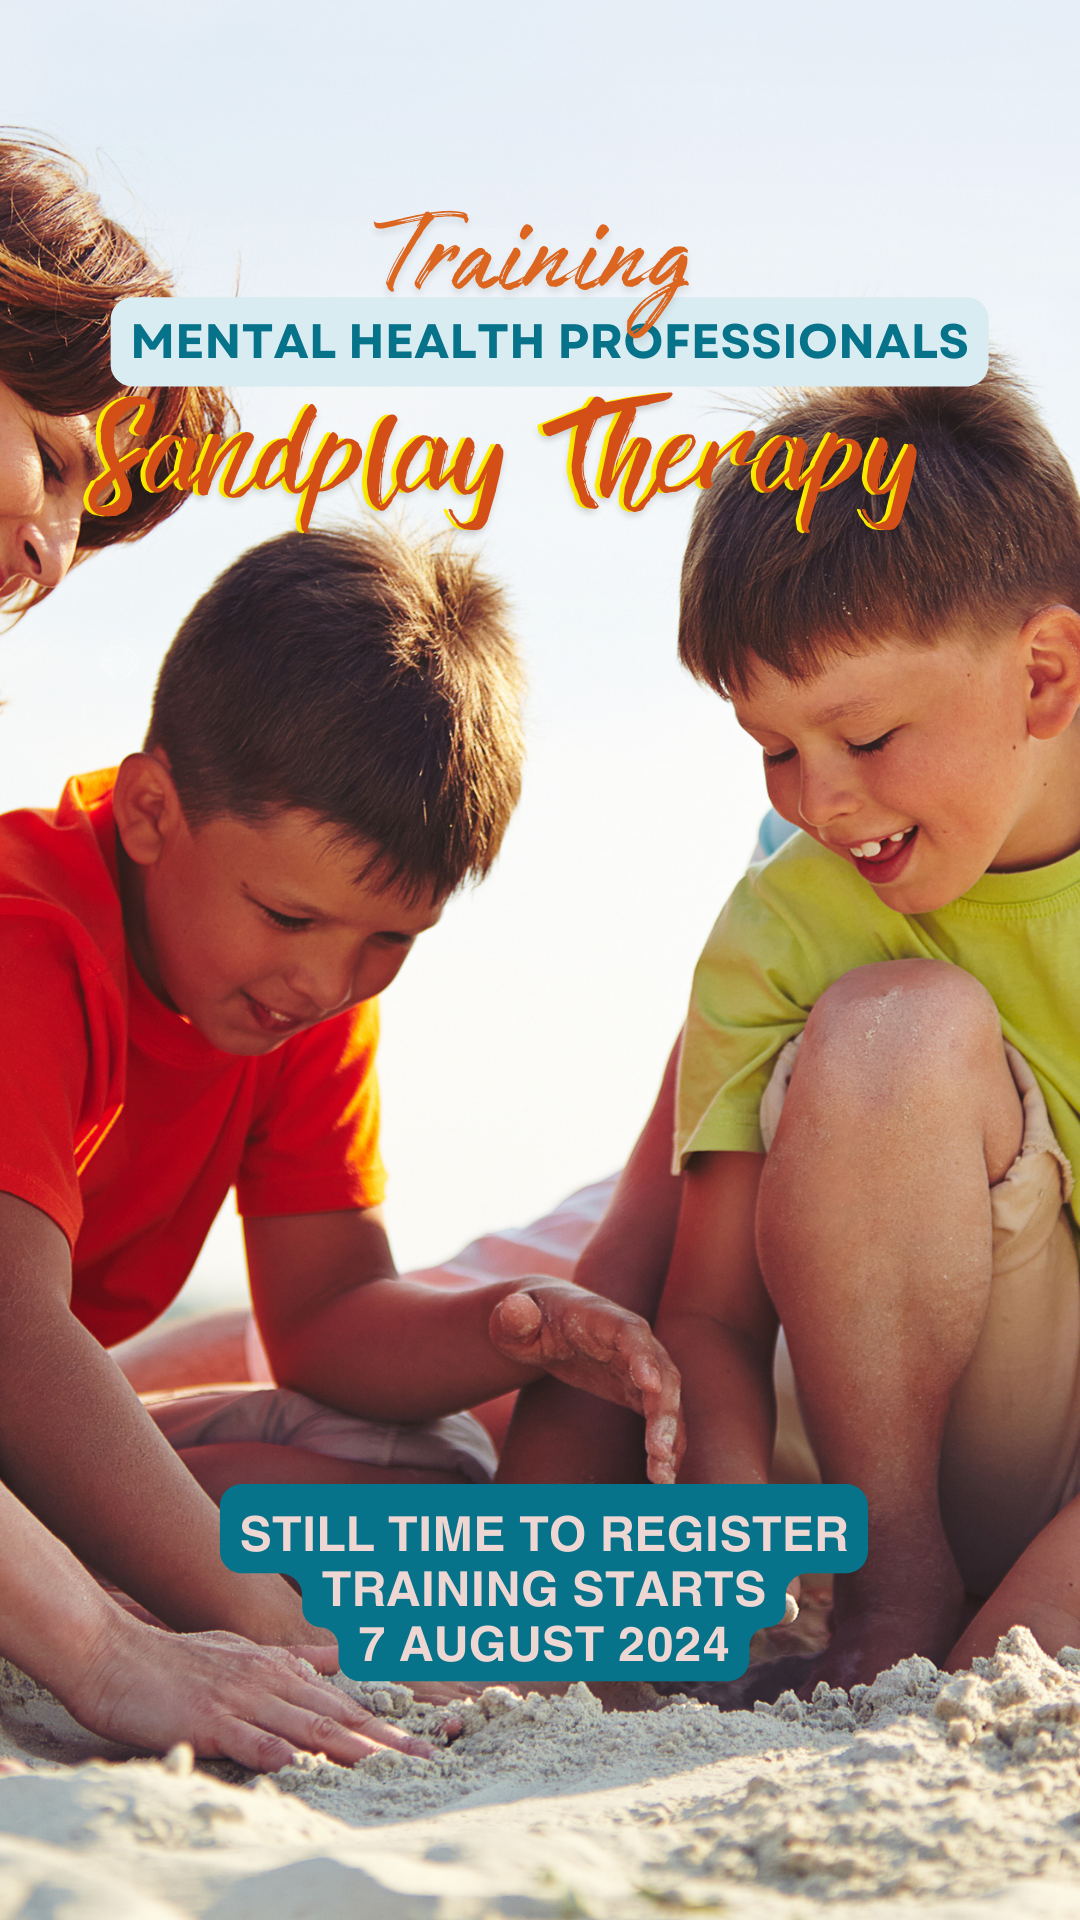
[[4, 1627, 1080, 1915]]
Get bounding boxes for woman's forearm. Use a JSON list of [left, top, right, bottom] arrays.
[[0, 1482, 123, 1698]]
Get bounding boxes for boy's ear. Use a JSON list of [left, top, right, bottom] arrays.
[[1023, 606, 1080, 740], [113, 750, 185, 867]]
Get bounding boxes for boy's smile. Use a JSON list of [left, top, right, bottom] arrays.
[[114, 753, 443, 1055], [733, 612, 1080, 915]]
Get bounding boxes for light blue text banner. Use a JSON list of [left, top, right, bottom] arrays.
[[113, 299, 988, 388]]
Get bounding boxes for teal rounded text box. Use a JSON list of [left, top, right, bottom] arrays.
[[220, 1483, 867, 1684]]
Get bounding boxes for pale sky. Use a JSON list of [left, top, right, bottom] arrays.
[[5, 0, 1078, 1289]]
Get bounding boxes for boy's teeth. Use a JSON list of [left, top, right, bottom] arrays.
[[851, 830, 911, 859]]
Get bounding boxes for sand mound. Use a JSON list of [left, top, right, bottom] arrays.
[[3, 1629, 1080, 1914]]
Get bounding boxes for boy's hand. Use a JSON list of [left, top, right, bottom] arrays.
[[488, 1282, 683, 1483]]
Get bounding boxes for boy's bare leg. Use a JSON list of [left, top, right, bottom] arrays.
[[948, 1491, 1080, 1668], [111, 1309, 252, 1393], [499, 1390, 647, 1482], [499, 1037, 684, 1484], [756, 959, 1024, 1687]]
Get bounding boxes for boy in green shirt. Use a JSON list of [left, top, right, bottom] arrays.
[[655, 363, 1080, 1688]]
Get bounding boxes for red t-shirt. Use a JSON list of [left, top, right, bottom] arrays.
[[0, 770, 385, 1345]]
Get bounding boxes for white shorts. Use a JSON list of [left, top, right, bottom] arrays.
[[146, 1385, 499, 1482]]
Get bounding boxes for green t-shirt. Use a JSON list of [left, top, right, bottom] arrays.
[[675, 829, 1080, 1230]]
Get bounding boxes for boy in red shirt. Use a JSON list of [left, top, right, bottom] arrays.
[[0, 523, 681, 1650]]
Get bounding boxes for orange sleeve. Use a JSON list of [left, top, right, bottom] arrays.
[[0, 910, 118, 1249], [236, 998, 386, 1217]]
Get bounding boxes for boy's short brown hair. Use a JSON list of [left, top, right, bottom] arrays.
[[679, 361, 1080, 696], [146, 523, 525, 899]]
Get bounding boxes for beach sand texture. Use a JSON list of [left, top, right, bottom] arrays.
[[3, 1628, 1080, 1915]]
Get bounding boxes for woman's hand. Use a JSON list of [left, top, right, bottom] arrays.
[[66, 1617, 437, 1771]]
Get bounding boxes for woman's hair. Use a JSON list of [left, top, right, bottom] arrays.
[[0, 133, 234, 602]]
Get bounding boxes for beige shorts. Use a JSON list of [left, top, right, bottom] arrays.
[[762, 1036, 1080, 1595], [145, 1386, 499, 1483]]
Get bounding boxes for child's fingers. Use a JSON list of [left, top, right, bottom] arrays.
[[672, 1406, 688, 1476], [629, 1353, 663, 1393], [572, 1320, 684, 1479], [286, 1643, 341, 1675], [644, 1405, 684, 1484], [625, 1326, 680, 1407], [492, 1292, 544, 1345], [408, 1680, 483, 1702], [647, 1419, 686, 1484], [627, 1330, 681, 1424], [495, 1283, 657, 1373], [638, 1338, 684, 1483], [489, 1286, 606, 1372], [491, 1279, 686, 1485], [591, 1309, 680, 1413], [491, 1284, 684, 1482], [510, 1287, 678, 1389]]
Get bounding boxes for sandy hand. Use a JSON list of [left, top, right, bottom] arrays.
[[67, 1620, 439, 1772], [489, 1281, 683, 1483]]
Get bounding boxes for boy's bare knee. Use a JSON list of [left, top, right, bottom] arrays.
[[796, 960, 1006, 1109]]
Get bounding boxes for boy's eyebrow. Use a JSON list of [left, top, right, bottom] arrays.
[[807, 696, 884, 727], [245, 883, 324, 917], [246, 882, 443, 934]]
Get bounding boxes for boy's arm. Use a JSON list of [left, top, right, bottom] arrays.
[[498, 1036, 685, 1481], [0, 1192, 323, 1645], [245, 1204, 683, 1481], [655, 1149, 777, 1483], [574, 1035, 685, 1314]]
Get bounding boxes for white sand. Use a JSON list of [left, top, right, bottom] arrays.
[[4, 1629, 1080, 1915]]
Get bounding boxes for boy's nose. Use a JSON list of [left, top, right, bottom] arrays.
[[286, 956, 357, 1017], [797, 764, 858, 829]]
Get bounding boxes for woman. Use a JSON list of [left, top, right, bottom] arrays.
[[0, 137, 234, 604], [0, 133, 429, 1772]]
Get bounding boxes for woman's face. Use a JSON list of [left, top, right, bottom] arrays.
[[0, 382, 100, 602]]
